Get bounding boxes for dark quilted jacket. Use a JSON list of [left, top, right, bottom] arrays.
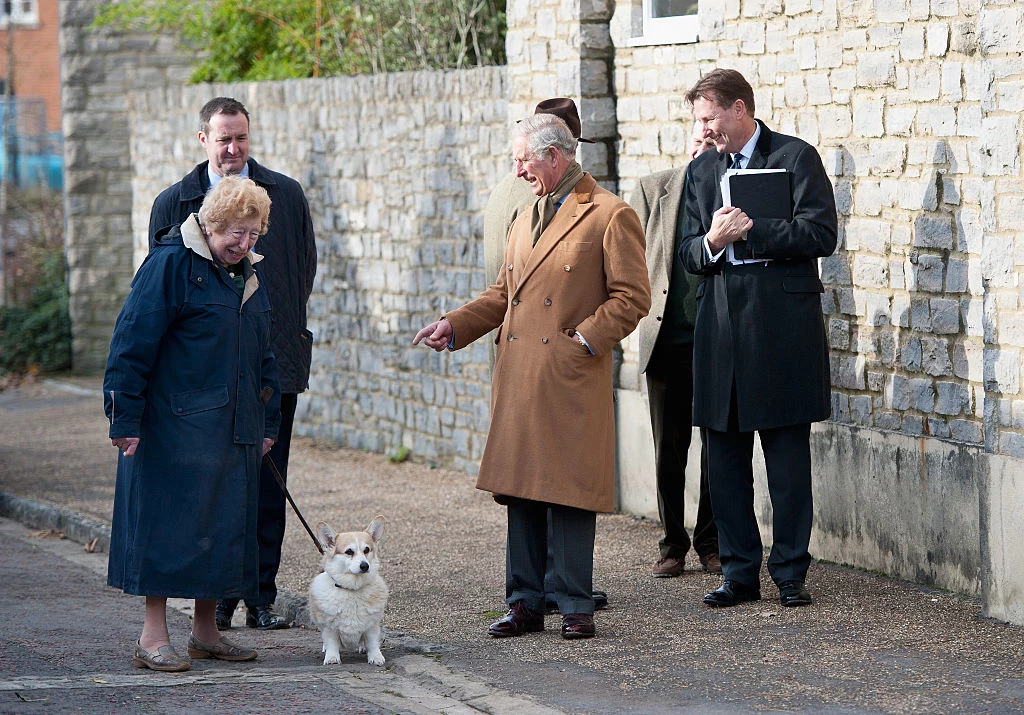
[[149, 159, 317, 393]]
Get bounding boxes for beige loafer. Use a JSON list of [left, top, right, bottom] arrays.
[[187, 634, 257, 661], [132, 640, 190, 672]]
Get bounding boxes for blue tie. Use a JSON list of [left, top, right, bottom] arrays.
[[730, 153, 743, 170]]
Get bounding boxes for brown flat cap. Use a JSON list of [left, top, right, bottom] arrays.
[[534, 97, 596, 143]]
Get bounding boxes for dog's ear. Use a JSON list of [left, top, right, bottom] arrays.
[[367, 515, 385, 543], [316, 521, 336, 550]]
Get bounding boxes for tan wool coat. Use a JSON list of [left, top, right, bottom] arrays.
[[445, 172, 651, 513]]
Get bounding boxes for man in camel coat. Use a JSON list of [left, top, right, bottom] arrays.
[[415, 112, 650, 640]]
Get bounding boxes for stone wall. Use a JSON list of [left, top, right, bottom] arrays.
[[59, 0, 193, 372], [610, 0, 1023, 455], [128, 70, 510, 476]]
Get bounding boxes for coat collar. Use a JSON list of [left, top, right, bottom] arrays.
[[179, 158, 278, 202], [514, 172, 598, 294]]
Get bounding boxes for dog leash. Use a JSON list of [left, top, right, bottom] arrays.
[[263, 454, 324, 554]]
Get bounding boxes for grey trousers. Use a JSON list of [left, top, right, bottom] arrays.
[[505, 497, 596, 616]]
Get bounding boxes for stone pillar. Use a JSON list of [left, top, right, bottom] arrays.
[[58, 0, 191, 372], [505, 0, 618, 189]]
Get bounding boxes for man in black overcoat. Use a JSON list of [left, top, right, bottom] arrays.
[[678, 69, 837, 608], [149, 97, 317, 630]]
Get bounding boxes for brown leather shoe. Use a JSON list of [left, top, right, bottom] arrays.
[[652, 556, 686, 578], [561, 613, 595, 640], [488, 601, 544, 638], [699, 552, 723, 574]]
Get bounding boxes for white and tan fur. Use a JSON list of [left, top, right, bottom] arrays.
[[308, 516, 389, 666]]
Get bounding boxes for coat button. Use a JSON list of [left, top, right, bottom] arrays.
[[656, 316, 662, 321], [563, 265, 571, 272], [544, 298, 552, 306], [512, 298, 520, 306], [542, 337, 549, 344], [177, 407, 183, 413], [197, 276, 203, 283]]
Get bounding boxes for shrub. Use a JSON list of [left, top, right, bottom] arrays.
[[0, 188, 71, 375]]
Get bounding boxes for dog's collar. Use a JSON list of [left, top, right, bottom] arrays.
[[331, 576, 353, 590]]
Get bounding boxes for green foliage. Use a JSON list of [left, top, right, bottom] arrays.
[[386, 445, 410, 463], [93, 0, 506, 82], [0, 189, 71, 375]]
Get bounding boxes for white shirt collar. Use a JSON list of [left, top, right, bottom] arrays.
[[207, 163, 250, 187], [732, 123, 761, 168]]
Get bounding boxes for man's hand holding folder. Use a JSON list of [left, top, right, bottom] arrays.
[[718, 168, 791, 260]]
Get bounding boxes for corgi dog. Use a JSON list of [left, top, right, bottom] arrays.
[[308, 515, 389, 666]]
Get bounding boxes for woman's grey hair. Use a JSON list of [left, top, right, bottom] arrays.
[[513, 113, 578, 161], [198, 175, 271, 235]]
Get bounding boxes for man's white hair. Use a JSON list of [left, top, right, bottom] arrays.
[[513, 113, 578, 161]]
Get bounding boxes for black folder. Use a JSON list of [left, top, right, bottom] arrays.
[[728, 171, 792, 221]]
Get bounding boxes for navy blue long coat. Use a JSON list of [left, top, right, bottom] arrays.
[[104, 216, 282, 600]]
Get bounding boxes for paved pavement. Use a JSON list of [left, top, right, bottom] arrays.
[[1, 376, 1023, 714]]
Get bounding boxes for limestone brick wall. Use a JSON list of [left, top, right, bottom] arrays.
[[59, 0, 192, 372], [128, 69, 510, 475], [610, 0, 1024, 459]]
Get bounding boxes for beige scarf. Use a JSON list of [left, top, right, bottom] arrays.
[[529, 161, 584, 247]]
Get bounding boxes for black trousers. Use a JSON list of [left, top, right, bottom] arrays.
[[705, 415, 813, 589], [646, 344, 718, 560], [221, 392, 297, 610], [505, 497, 596, 616]]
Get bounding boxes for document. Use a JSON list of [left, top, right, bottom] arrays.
[[721, 168, 792, 221], [718, 168, 789, 262]]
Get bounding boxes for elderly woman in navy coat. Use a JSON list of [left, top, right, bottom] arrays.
[[104, 176, 281, 672]]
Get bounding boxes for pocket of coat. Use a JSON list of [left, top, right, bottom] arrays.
[[170, 385, 229, 416], [782, 276, 825, 293], [557, 241, 593, 254], [299, 328, 313, 364]]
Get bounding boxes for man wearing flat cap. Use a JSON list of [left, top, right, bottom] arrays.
[[416, 108, 650, 640]]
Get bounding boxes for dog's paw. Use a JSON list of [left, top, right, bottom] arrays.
[[358, 645, 366, 654], [323, 652, 341, 666], [367, 650, 385, 666]]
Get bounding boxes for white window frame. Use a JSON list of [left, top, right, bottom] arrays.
[[0, 0, 39, 28], [630, 0, 698, 47]]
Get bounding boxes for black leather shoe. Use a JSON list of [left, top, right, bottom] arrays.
[[703, 580, 762, 607], [246, 605, 291, 630], [488, 601, 544, 637], [545, 589, 609, 614], [561, 613, 596, 640], [779, 580, 813, 607], [215, 599, 238, 630]]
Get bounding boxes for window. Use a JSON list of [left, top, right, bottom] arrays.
[[0, 0, 38, 27], [631, 0, 698, 46]]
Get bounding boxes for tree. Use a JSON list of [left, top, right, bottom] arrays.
[[93, 0, 506, 82]]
